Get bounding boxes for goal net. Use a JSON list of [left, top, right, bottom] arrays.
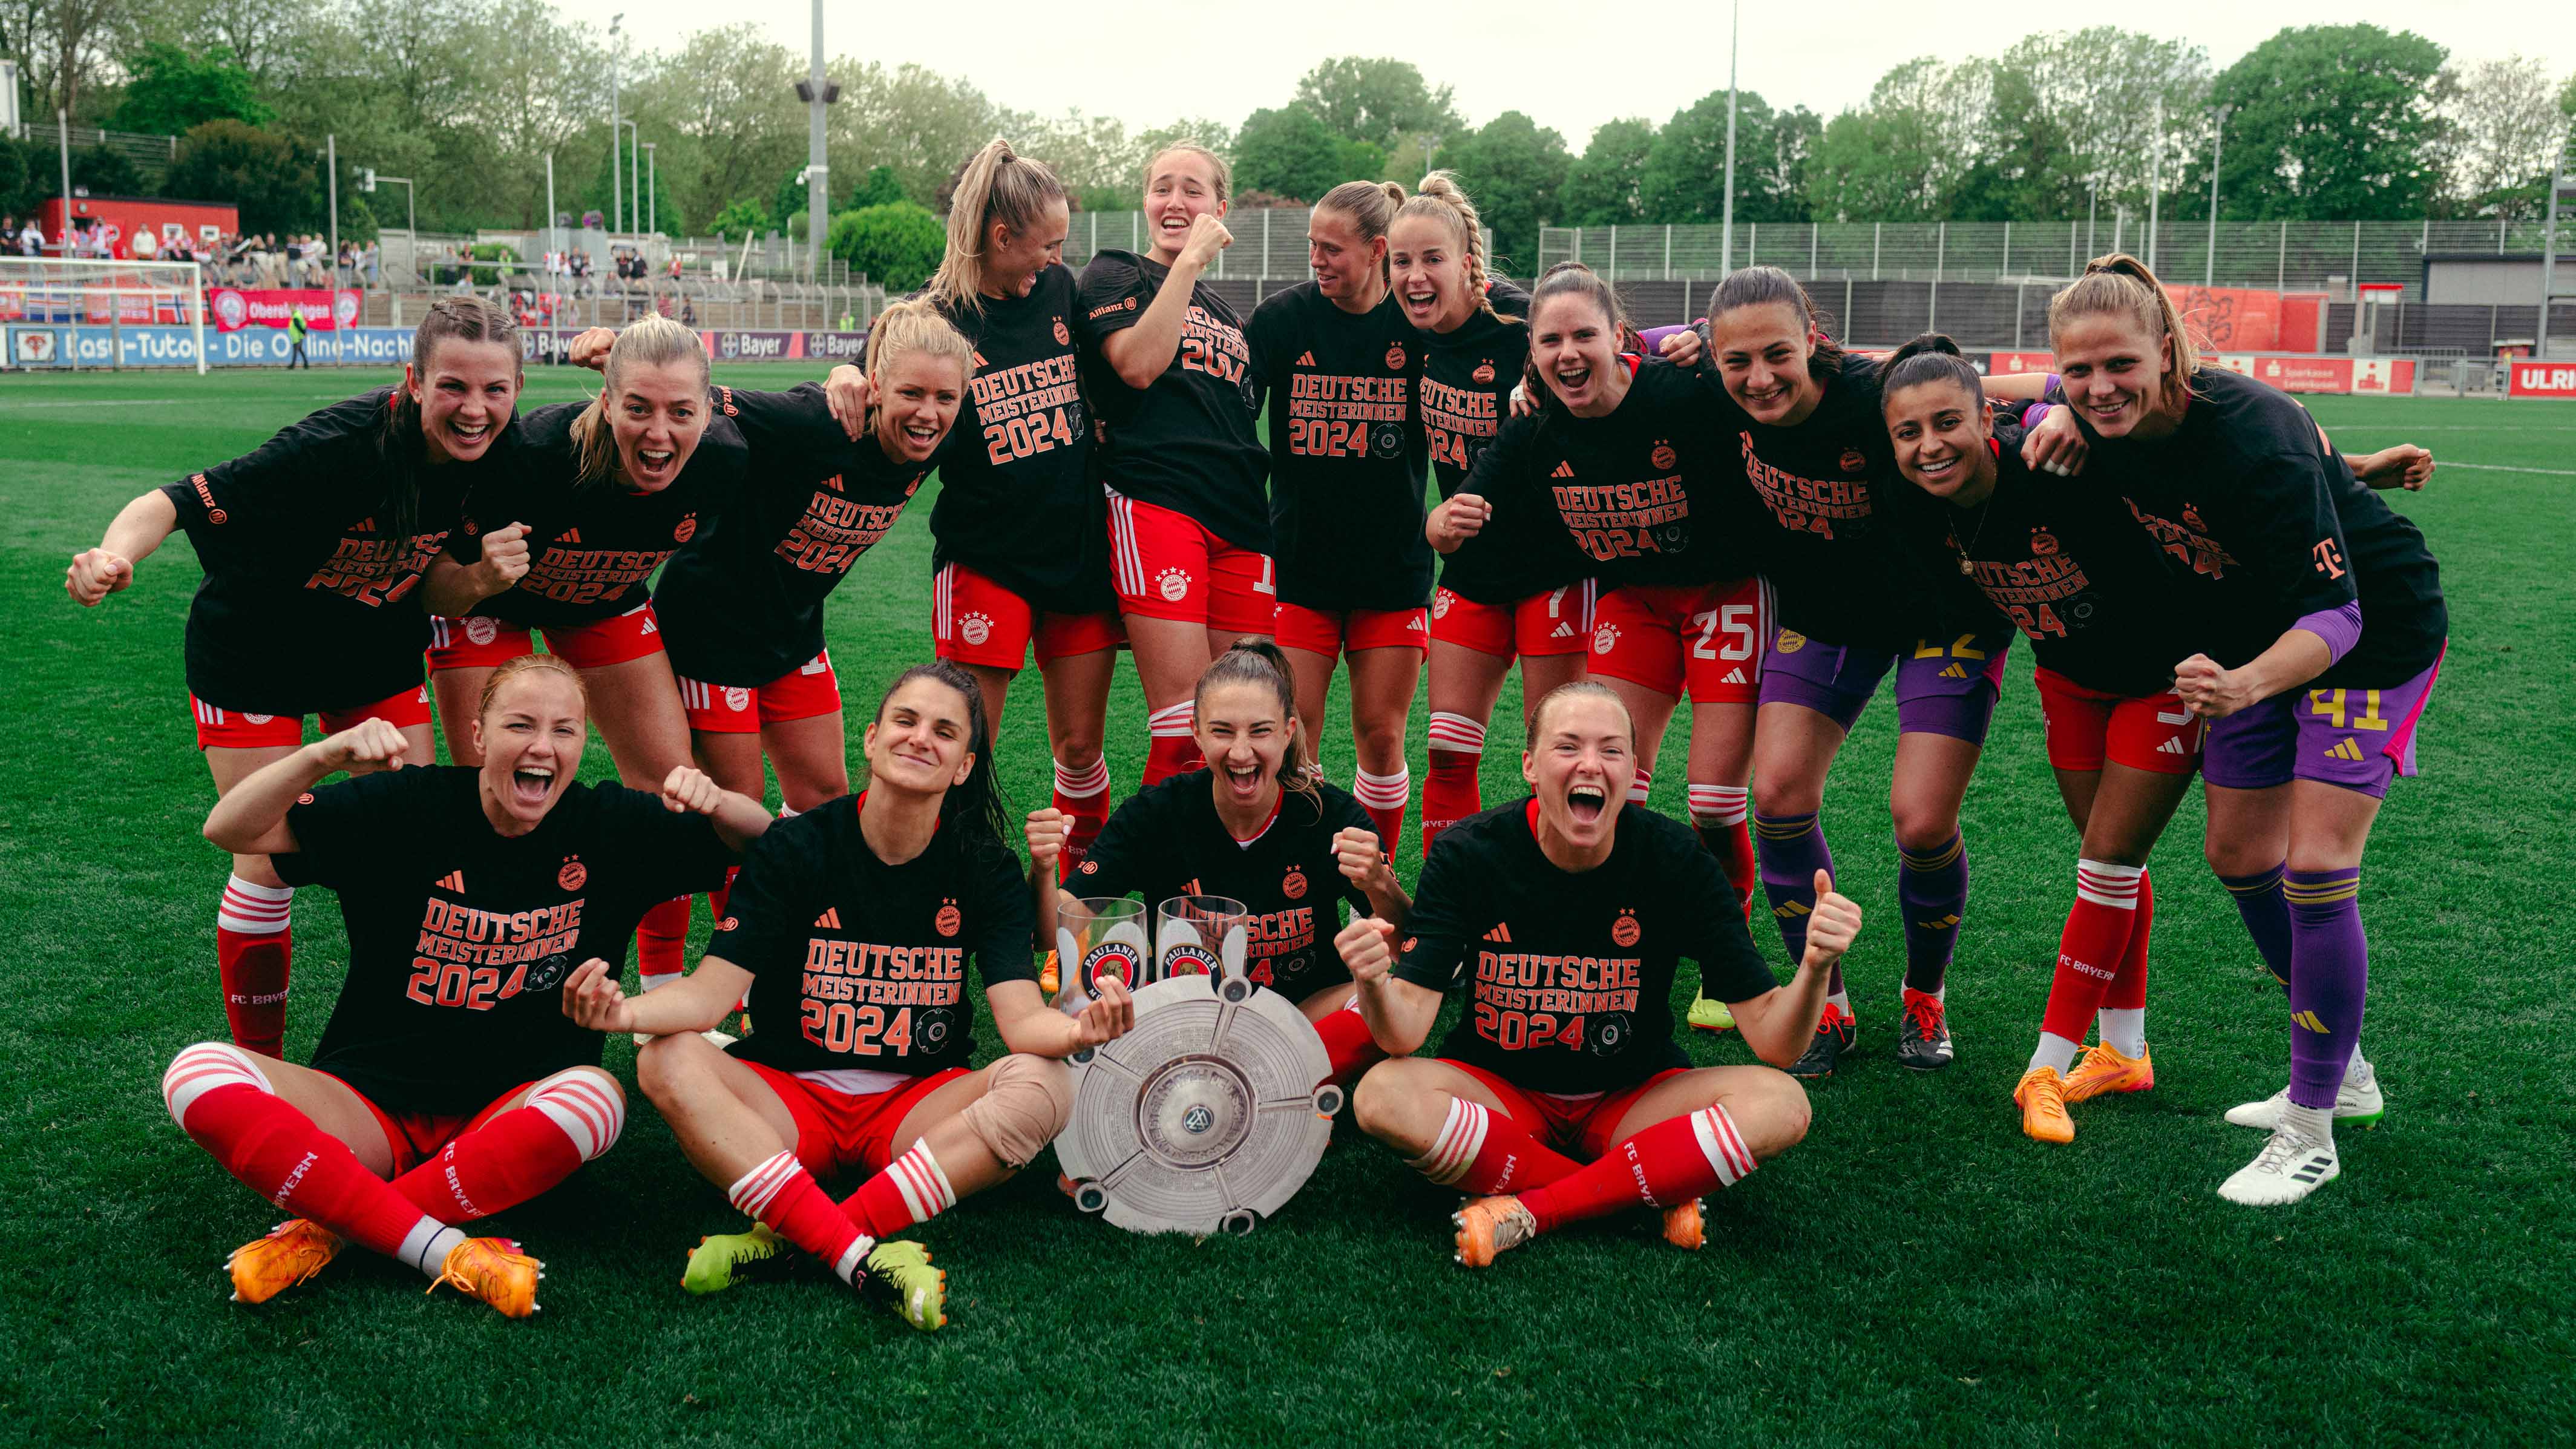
[[0, 256, 208, 373]]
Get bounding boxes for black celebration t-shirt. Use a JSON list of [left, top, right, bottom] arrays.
[[651, 383, 938, 685], [1070, 771, 1376, 999], [275, 767, 738, 1113], [1247, 281, 1434, 612], [716, 795, 1037, 1079], [2065, 367, 2447, 686], [1420, 283, 1556, 605], [1073, 249, 1271, 553], [1463, 358, 1763, 591], [1392, 798, 1778, 1095], [929, 267, 1115, 617], [162, 387, 480, 714], [1884, 429, 2203, 698], [1693, 348, 1938, 650], [449, 399, 749, 628]]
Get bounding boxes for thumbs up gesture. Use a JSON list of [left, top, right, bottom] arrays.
[[1799, 870, 1861, 973]]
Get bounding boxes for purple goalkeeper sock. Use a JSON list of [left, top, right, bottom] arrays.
[[1755, 810, 1837, 993], [2221, 864, 2295, 990], [1896, 830, 1968, 995], [2283, 867, 2368, 1111]]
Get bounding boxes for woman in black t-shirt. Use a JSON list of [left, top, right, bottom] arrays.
[[1075, 141, 1274, 792], [67, 298, 526, 1064], [565, 661, 1134, 1332], [1394, 176, 1593, 859], [2024, 256, 2448, 1209], [1247, 180, 1432, 853], [434, 318, 752, 989], [168, 652, 764, 1317], [1342, 682, 1859, 1268], [1029, 639, 1412, 1087], [1878, 336, 2206, 1145], [1437, 264, 1767, 990], [829, 140, 1124, 876]]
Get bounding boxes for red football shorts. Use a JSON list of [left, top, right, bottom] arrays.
[[318, 1071, 534, 1175], [1104, 490, 1276, 633], [1584, 578, 1769, 705], [1274, 602, 1429, 657], [932, 561, 1125, 669], [425, 603, 666, 672], [1429, 582, 1598, 659], [2033, 666, 2203, 775], [741, 1062, 968, 1180], [1445, 1060, 1689, 1160], [191, 682, 433, 751], [678, 651, 843, 734]]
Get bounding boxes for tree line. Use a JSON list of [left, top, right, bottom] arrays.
[[2, 3, 2571, 280]]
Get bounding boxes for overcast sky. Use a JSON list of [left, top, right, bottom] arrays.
[[575, 0, 2576, 151]]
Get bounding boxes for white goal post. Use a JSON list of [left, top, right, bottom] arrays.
[[0, 256, 208, 374]]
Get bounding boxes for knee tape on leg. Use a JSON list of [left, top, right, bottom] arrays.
[[162, 1041, 274, 1126], [959, 1054, 1075, 1169]]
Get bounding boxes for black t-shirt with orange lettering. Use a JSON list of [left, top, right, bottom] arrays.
[[1884, 430, 2200, 698], [2060, 367, 2446, 686], [161, 387, 482, 714], [1419, 283, 1560, 606], [1070, 771, 1375, 999], [928, 266, 1115, 617], [716, 795, 1036, 1079], [1463, 358, 1761, 590], [275, 766, 738, 1112], [1693, 347, 1929, 649], [1073, 249, 1271, 553], [1392, 798, 1777, 1095], [651, 383, 939, 685], [1247, 282, 1432, 612], [449, 399, 749, 629]]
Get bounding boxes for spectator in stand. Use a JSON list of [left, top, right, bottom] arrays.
[[16, 217, 39, 256]]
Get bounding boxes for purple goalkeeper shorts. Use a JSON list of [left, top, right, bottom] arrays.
[[2200, 644, 2445, 799], [1757, 625, 2011, 744]]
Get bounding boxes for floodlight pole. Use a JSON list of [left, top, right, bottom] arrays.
[[608, 15, 623, 237], [643, 143, 656, 234], [621, 120, 639, 232], [2146, 99, 2162, 273], [1720, 0, 1739, 275], [805, 0, 828, 281], [56, 109, 70, 259], [2206, 105, 2230, 287], [327, 133, 338, 340]]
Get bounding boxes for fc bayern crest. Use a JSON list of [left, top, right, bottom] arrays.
[[1385, 343, 1407, 370], [1651, 441, 1677, 470], [2031, 528, 2060, 556], [1053, 318, 1072, 346], [557, 858, 586, 890], [674, 514, 698, 542]]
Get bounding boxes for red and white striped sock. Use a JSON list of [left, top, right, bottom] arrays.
[[1421, 712, 1486, 856], [1687, 784, 1757, 919], [2032, 858, 2144, 1075], [1053, 754, 1112, 876], [1630, 766, 1654, 806], [1404, 1096, 1582, 1197], [729, 1151, 870, 1283], [1520, 1103, 1757, 1232], [1312, 998, 1385, 1086], [163, 1042, 462, 1275], [1142, 702, 1201, 789], [634, 895, 692, 991], [391, 1069, 624, 1222], [1353, 766, 1410, 852], [840, 1142, 959, 1239], [216, 875, 293, 1058]]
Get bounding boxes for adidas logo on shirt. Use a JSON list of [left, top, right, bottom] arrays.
[[560, 527, 582, 544], [813, 907, 842, 929], [1482, 923, 1513, 944], [1721, 668, 1746, 685], [1296, 350, 1317, 367], [1552, 462, 1576, 479], [2157, 737, 2188, 755], [436, 870, 465, 892], [1552, 622, 1575, 638]]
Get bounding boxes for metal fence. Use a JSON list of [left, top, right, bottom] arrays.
[[11, 120, 186, 188], [1535, 219, 2576, 299]]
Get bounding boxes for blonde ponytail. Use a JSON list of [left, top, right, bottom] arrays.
[[2047, 252, 2201, 403], [1395, 172, 1515, 331], [928, 137, 1069, 316]]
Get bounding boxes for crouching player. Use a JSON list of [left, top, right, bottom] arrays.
[[164, 653, 765, 1315], [562, 662, 1134, 1331], [1343, 683, 1860, 1266], [1031, 639, 1409, 1086]]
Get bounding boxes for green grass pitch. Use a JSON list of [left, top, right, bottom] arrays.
[[2, 364, 2571, 1445]]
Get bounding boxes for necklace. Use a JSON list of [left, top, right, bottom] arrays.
[[1951, 499, 1992, 575]]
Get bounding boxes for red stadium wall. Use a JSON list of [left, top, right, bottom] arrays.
[[39, 196, 240, 260], [2508, 361, 2576, 399], [1983, 351, 2416, 396], [2173, 286, 2279, 353]]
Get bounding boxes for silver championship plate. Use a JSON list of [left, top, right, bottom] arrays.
[[1058, 942, 1339, 1236]]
